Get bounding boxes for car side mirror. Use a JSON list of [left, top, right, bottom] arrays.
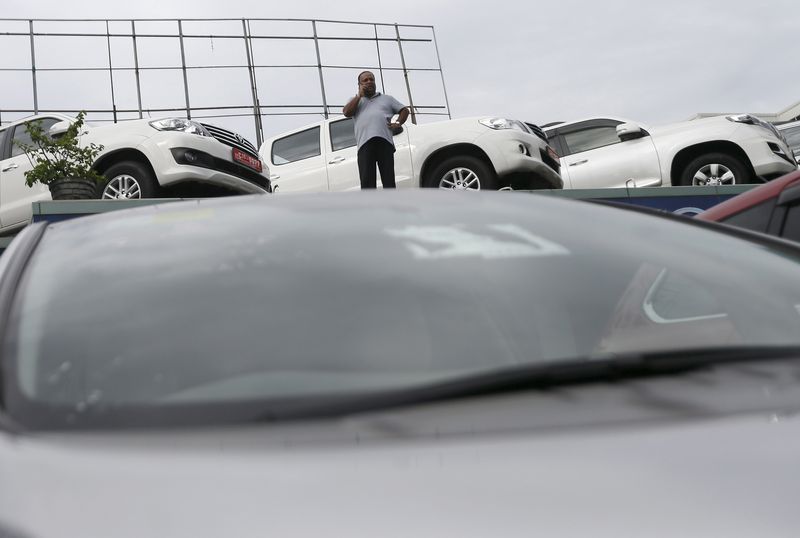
[[793, 149, 800, 164], [48, 121, 72, 138], [616, 123, 646, 142]]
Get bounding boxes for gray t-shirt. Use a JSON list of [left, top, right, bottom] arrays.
[[353, 93, 405, 149]]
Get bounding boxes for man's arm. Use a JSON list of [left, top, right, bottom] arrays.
[[342, 92, 362, 118], [389, 107, 411, 129]]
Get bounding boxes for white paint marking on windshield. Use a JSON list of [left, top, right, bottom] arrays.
[[385, 224, 569, 260]]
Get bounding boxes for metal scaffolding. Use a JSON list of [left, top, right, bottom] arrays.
[[0, 17, 452, 147]]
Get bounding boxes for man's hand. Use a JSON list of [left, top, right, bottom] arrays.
[[358, 84, 365, 98]]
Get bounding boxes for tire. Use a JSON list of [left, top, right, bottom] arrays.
[[679, 153, 751, 186], [424, 155, 497, 190], [100, 161, 161, 199]]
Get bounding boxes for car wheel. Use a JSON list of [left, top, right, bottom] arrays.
[[680, 153, 751, 186], [100, 161, 161, 199], [425, 156, 497, 190]]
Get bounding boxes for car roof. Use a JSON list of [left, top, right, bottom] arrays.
[[697, 170, 800, 222]]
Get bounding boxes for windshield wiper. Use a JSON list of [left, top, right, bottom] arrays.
[[254, 346, 800, 422]]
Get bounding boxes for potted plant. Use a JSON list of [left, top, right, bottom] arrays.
[[14, 111, 105, 200]]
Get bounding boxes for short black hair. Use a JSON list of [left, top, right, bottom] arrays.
[[357, 70, 374, 82]]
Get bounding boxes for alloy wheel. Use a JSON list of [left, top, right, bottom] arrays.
[[692, 163, 735, 186], [102, 174, 143, 199], [439, 167, 481, 190]]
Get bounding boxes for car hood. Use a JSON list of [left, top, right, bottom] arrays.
[[3, 385, 800, 538]]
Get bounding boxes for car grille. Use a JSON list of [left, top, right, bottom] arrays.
[[201, 123, 260, 159], [524, 122, 548, 143], [750, 117, 789, 146]]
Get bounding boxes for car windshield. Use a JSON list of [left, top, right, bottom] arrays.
[[4, 192, 800, 429]]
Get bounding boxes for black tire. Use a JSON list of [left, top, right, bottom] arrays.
[[679, 153, 751, 186], [424, 155, 497, 190], [100, 161, 161, 199]]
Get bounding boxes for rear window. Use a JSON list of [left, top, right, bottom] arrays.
[[271, 127, 320, 165], [720, 198, 776, 232], [330, 119, 356, 151]]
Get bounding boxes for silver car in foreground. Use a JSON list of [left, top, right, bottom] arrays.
[[2, 192, 800, 537]]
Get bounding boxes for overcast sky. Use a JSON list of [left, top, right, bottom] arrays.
[[4, 0, 799, 137]]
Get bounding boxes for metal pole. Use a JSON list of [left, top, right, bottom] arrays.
[[243, 18, 263, 148], [311, 20, 329, 119], [394, 23, 416, 124], [131, 20, 143, 119], [432, 27, 452, 120], [374, 24, 385, 94], [177, 19, 192, 119], [106, 20, 118, 123], [29, 20, 39, 114]]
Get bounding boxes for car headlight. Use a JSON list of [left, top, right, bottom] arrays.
[[726, 114, 758, 125], [479, 118, 528, 133], [149, 118, 210, 136]]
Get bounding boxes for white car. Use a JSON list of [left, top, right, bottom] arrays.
[[259, 116, 562, 192], [542, 114, 797, 189], [0, 114, 270, 234]]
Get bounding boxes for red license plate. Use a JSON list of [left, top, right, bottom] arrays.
[[232, 147, 263, 173]]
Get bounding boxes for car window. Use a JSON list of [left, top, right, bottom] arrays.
[[0, 128, 7, 159], [562, 125, 620, 155], [330, 118, 356, 152], [720, 198, 776, 232], [781, 126, 800, 150], [782, 203, 800, 242], [271, 127, 320, 165], [10, 118, 60, 157]]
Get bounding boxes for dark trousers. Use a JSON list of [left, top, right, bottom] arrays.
[[357, 137, 396, 189]]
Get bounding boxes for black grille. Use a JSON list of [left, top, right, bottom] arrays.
[[524, 122, 548, 143], [201, 123, 260, 159]]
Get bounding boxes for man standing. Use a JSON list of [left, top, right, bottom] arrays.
[[342, 71, 410, 189]]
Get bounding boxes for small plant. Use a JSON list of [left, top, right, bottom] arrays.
[[15, 111, 105, 188]]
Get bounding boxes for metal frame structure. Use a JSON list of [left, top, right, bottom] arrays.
[[0, 17, 452, 146]]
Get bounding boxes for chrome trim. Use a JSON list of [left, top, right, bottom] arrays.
[[200, 123, 260, 159]]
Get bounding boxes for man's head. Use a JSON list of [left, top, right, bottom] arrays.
[[358, 71, 377, 97]]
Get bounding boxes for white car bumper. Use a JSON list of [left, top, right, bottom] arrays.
[[736, 128, 798, 180], [138, 132, 270, 194], [475, 130, 563, 189]]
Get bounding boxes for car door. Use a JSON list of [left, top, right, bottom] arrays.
[[324, 117, 414, 191], [267, 126, 328, 193], [0, 118, 60, 230], [554, 119, 662, 189]]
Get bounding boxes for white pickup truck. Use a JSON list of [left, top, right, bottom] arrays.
[[259, 116, 563, 192], [0, 114, 270, 234]]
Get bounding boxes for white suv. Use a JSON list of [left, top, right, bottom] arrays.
[[542, 115, 797, 189], [0, 114, 270, 234], [259, 116, 562, 192]]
